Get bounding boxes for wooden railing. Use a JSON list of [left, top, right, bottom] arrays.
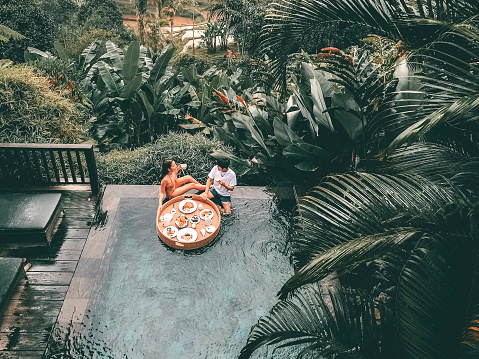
[[0, 143, 100, 195]]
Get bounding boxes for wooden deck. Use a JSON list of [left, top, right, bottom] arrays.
[[0, 190, 99, 358]]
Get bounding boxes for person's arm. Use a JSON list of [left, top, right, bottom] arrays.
[[202, 177, 212, 199], [218, 180, 234, 191], [159, 179, 167, 207], [219, 173, 236, 191]]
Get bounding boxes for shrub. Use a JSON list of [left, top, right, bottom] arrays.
[[56, 26, 131, 59], [175, 53, 209, 74], [0, 65, 85, 143], [96, 132, 234, 184], [0, 0, 56, 62]]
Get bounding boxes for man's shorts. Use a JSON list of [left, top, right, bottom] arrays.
[[210, 188, 231, 203]]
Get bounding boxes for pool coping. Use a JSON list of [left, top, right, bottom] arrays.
[[56, 185, 295, 325]]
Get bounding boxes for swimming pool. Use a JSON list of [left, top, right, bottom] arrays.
[[46, 191, 294, 358]]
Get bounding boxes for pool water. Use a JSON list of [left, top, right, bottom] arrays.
[[47, 196, 294, 358]]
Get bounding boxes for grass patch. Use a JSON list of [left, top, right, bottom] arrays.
[[0, 64, 85, 144]]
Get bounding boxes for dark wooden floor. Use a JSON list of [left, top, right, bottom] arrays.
[[0, 190, 98, 358]]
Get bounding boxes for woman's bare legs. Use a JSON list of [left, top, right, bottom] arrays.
[[169, 183, 205, 198], [175, 175, 200, 187]]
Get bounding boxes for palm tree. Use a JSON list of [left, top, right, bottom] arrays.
[[261, 0, 479, 92], [133, 0, 148, 43], [208, 0, 267, 56], [239, 2, 479, 358], [240, 171, 479, 358]]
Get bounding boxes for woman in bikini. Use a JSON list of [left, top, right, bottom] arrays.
[[158, 159, 206, 208]]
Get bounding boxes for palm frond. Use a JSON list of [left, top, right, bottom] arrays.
[[396, 234, 461, 359], [383, 94, 479, 156], [374, 142, 479, 193], [279, 228, 419, 299], [378, 16, 479, 153], [240, 284, 391, 359], [261, 0, 399, 91], [290, 172, 467, 268]]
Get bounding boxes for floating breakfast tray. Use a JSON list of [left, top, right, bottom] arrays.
[[156, 195, 221, 250]]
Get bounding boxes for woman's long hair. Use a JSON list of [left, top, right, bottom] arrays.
[[161, 159, 174, 179]]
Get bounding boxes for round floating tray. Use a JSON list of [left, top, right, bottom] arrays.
[[157, 195, 221, 250]]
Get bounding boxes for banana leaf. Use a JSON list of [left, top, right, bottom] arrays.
[[79, 39, 101, 74], [230, 112, 274, 157], [53, 41, 70, 62], [283, 143, 334, 171], [104, 40, 124, 72], [97, 61, 123, 96], [331, 93, 364, 141], [150, 45, 175, 84], [122, 41, 140, 84], [121, 74, 143, 98], [273, 117, 301, 146]]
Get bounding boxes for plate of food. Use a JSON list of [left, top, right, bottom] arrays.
[[206, 225, 216, 233], [175, 214, 188, 228], [199, 209, 214, 220], [163, 226, 178, 238], [177, 228, 197, 243], [190, 215, 200, 224], [179, 199, 197, 214]]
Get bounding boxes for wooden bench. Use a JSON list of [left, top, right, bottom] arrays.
[[0, 192, 62, 244]]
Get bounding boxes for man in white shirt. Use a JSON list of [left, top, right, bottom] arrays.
[[201, 158, 237, 214]]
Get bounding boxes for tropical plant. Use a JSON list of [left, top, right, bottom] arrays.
[[240, 283, 396, 359], [261, 0, 479, 92], [239, 2, 479, 358], [133, 0, 149, 43], [209, 0, 267, 56], [240, 172, 479, 358], [0, 0, 56, 62], [381, 16, 479, 156], [80, 40, 177, 151]]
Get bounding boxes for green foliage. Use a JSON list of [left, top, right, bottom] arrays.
[[96, 132, 233, 184], [0, 65, 84, 143], [56, 27, 131, 60], [25, 40, 185, 152], [0, 24, 24, 43], [240, 284, 394, 359], [241, 171, 478, 358], [261, 0, 479, 93], [52, 0, 134, 60], [208, 0, 267, 56], [0, 0, 56, 62], [175, 54, 210, 74], [40, 0, 78, 25], [77, 0, 126, 32]]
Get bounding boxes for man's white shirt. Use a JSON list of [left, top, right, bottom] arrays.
[[208, 166, 237, 197]]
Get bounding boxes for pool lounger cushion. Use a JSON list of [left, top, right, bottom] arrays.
[[0, 192, 62, 244], [0, 257, 25, 316]]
